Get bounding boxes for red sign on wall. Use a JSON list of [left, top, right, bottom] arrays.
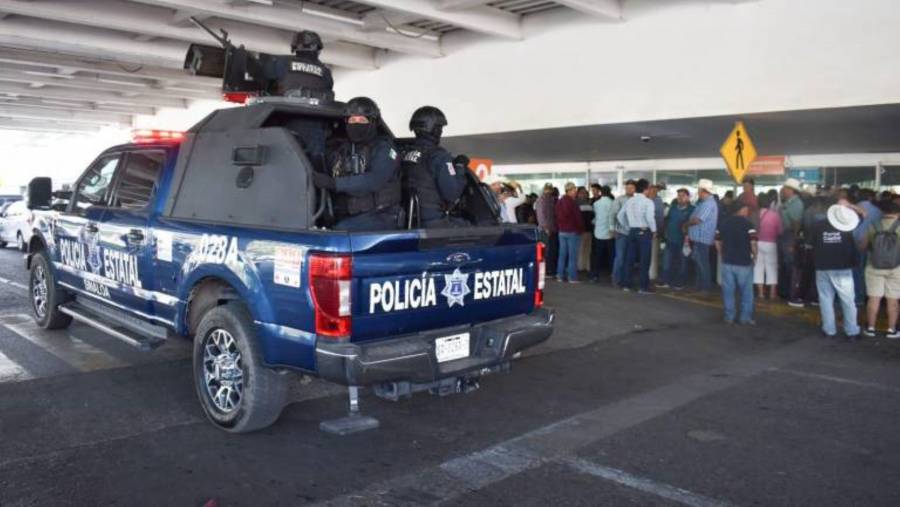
[[469, 158, 493, 181], [748, 156, 785, 175]]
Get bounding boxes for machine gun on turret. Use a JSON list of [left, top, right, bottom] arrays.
[[183, 17, 334, 104]]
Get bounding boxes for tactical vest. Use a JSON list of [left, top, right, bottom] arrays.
[[276, 54, 335, 102], [332, 141, 402, 218], [401, 145, 445, 221]]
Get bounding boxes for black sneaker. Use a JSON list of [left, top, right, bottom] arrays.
[[887, 329, 900, 340], [787, 300, 805, 308], [863, 327, 876, 337]]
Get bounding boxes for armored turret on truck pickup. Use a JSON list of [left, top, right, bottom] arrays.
[[23, 100, 554, 433]]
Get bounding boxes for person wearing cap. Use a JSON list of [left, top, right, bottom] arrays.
[[535, 183, 559, 277], [810, 203, 861, 338], [685, 179, 719, 291], [610, 180, 637, 287], [555, 182, 585, 282], [617, 179, 656, 292], [716, 201, 758, 324], [778, 178, 805, 299]]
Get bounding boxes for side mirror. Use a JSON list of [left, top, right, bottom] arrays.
[[27, 177, 52, 210]]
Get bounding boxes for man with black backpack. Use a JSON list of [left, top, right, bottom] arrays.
[[861, 200, 900, 339]]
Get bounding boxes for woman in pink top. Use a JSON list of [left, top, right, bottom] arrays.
[[754, 194, 783, 299]]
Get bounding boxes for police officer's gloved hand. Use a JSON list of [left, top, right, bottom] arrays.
[[453, 154, 470, 169], [312, 171, 336, 190]]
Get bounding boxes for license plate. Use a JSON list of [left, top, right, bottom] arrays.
[[435, 333, 470, 363]]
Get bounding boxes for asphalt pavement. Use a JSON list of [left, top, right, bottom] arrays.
[[1, 246, 899, 506]]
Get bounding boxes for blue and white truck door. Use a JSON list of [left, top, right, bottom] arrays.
[[95, 149, 168, 316], [53, 153, 121, 294]]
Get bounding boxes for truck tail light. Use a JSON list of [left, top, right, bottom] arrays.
[[534, 242, 545, 309], [309, 253, 352, 339]]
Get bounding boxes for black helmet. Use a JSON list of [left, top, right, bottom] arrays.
[[346, 96, 380, 120], [409, 106, 447, 135], [291, 30, 323, 54]]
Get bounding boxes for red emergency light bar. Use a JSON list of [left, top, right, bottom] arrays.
[[223, 91, 256, 104], [132, 129, 185, 144]]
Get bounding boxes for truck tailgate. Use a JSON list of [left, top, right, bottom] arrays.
[[349, 226, 540, 342]]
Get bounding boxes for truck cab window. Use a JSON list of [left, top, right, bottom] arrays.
[[112, 151, 165, 210], [73, 155, 120, 212]]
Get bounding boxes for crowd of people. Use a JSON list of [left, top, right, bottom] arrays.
[[490, 174, 900, 340]]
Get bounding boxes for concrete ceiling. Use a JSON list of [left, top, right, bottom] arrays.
[[0, 0, 623, 133], [443, 104, 900, 165]]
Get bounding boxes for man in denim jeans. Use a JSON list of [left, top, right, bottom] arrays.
[[617, 179, 657, 293], [658, 188, 694, 289], [812, 204, 861, 339], [716, 202, 758, 324], [686, 179, 718, 292]]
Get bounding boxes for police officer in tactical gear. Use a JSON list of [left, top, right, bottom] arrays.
[[275, 30, 334, 102], [313, 97, 402, 231], [403, 106, 469, 227]]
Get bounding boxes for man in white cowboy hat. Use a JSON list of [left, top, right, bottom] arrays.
[[778, 177, 806, 301], [484, 172, 524, 224], [685, 178, 718, 291], [810, 203, 861, 338]]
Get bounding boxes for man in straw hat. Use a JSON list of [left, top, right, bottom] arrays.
[[810, 203, 861, 339], [685, 179, 719, 292], [778, 178, 805, 301]]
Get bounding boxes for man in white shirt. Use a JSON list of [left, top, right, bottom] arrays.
[[616, 179, 656, 292]]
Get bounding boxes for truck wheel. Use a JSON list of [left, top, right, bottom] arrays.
[[0, 241, 7, 248], [17, 232, 26, 252], [193, 302, 288, 433], [30, 251, 72, 329]]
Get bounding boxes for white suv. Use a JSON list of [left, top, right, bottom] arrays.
[[0, 200, 32, 251]]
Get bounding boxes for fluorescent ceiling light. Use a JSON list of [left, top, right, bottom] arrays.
[[22, 70, 75, 79]]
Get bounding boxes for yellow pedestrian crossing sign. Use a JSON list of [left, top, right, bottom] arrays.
[[720, 121, 757, 184]]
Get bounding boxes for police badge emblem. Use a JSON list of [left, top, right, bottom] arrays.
[[80, 226, 103, 274], [441, 268, 470, 308]]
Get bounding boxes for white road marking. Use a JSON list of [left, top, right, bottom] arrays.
[[0, 314, 128, 373], [560, 456, 734, 507], [0, 275, 27, 291], [771, 367, 900, 393], [0, 348, 31, 383]]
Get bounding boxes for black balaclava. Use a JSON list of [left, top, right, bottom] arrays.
[[347, 121, 377, 144]]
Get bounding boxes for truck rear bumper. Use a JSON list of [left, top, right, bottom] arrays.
[[315, 308, 554, 386]]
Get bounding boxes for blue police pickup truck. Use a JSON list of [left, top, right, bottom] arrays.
[[23, 99, 554, 433]]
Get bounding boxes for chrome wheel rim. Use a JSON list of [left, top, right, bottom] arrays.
[[202, 328, 244, 414], [32, 264, 48, 318]]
